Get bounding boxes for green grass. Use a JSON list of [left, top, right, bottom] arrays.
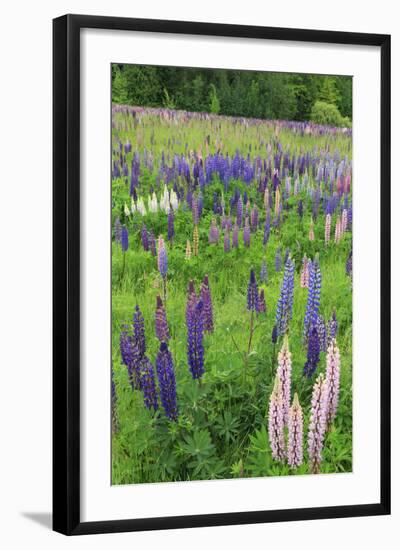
[[111, 109, 352, 484]]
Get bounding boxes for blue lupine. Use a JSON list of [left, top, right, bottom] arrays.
[[303, 325, 321, 377], [303, 259, 322, 341], [247, 269, 259, 312], [120, 324, 142, 390], [157, 235, 168, 278], [156, 342, 178, 421], [133, 305, 146, 357], [121, 225, 129, 252], [275, 257, 295, 336], [297, 199, 303, 218], [187, 299, 205, 379], [140, 356, 158, 410], [200, 275, 214, 333]]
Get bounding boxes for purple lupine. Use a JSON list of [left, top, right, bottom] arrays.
[[121, 225, 129, 252], [303, 259, 322, 340], [250, 205, 259, 232], [209, 218, 220, 244], [141, 224, 149, 251], [243, 217, 251, 247], [114, 217, 122, 243], [316, 314, 327, 352], [327, 310, 338, 346], [275, 257, 295, 336], [272, 324, 278, 345], [247, 269, 259, 312], [260, 259, 268, 283], [156, 342, 178, 421], [268, 376, 286, 461], [186, 280, 197, 324], [263, 212, 271, 246], [275, 247, 282, 272], [148, 231, 156, 256], [300, 255, 310, 288], [236, 196, 243, 227], [288, 393, 303, 468], [200, 275, 214, 333], [224, 230, 231, 253], [133, 305, 146, 356], [155, 295, 170, 343], [120, 326, 138, 390], [167, 209, 174, 242], [303, 324, 320, 378], [157, 235, 168, 278], [308, 374, 327, 474], [325, 339, 341, 426], [257, 289, 266, 313], [277, 335, 292, 424], [111, 367, 119, 433], [192, 197, 199, 225], [187, 299, 205, 379], [232, 223, 239, 248], [297, 199, 304, 218], [140, 356, 158, 411]]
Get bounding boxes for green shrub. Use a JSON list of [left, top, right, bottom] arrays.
[[310, 101, 349, 128]]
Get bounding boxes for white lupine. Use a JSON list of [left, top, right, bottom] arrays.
[[124, 202, 131, 217], [170, 190, 179, 211], [137, 197, 146, 216], [131, 196, 136, 214]]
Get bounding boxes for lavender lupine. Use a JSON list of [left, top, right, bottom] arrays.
[[303, 259, 322, 340], [263, 212, 271, 246], [325, 339, 341, 426], [156, 342, 178, 421], [275, 247, 282, 272], [187, 299, 205, 379], [287, 393, 303, 468], [308, 374, 327, 474], [200, 275, 214, 333], [224, 230, 230, 253], [236, 195, 243, 227], [250, 205, 259, 232], [141, 224, 149, 251], [247, 269, 259, 312], [260, 259, 268, 283], [268, 376, 286, 462], [155, 295, 170, 343], [257, 289, 266, 313], [303, 325, 321, 378], [275, 257, 295, 336], [120, 326, 139, 390], [232, 223, 239, 248], [297, 199, 304, 218], [243, 217, 251, 247], [111, 368, 119, 433], [148, 231, 156, 256], [327, 310, 338, 345], [209, 218, 219, 244], [133, 305, 146, 357], [325, 213, 331, 245], [121, 225, 129, 252], [316, 314, 327, 352], [300, 255, 310, 288], [140, 356, 158, 411], [157, 235, 168, 278], [277, 335, 292, 424]]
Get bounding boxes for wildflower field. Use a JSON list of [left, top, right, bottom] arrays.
[[112, 102, 353, 485]]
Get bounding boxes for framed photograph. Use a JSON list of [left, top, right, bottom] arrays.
[[53, 14, 391, 535]]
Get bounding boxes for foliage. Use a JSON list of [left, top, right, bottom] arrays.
[[310, 101, 350, 127]]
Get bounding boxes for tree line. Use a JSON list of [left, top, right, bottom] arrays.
[[112, 64, 352, 127]]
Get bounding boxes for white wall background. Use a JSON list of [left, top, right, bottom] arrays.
[[0, 0, 398, 548]]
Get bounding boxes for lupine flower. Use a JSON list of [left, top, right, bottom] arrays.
[[274, 187, 281, 216], [185, 240, 192, 260], [303, 259, 322, 340], [250, 205, 259, 232], [155, 295, 170, 342], [309, 219, 315, 241], [156, 342, 178, 421], [288, 393, 303, 468], [297, 199, 304, 218], [303, 324, 320, 378], [200, 275, 214, 333], [260, 259, 268, 283], [232, 223, 239, 248], [247, 269, 259, 312], [114, 217, 122, 243], [327, 310, 338, 345], [157, 235, 168, 278], [334, 216, 342, 243], [275, 247, 282, 272], [264, 187, 269, 210], [325, 213, 331, 244], [346, 248, 352, 278], [257, 289, 266, 313], [224, 230, 231, 253], [124, 202, 131, 217], [193, 225, 199, 256], [187, 299, 205, 379], [148, 231, 156, 256], [325, 339, 341, 426], [167, 209, 174, 241], [209, 218, 219, 244], [140, 356, 158, 410], [284, 247, 290, 265], [308, 374, 327, 474], [133, 305, 146, 357], [243, 217, 251, 247], [277, 335, 292, 424], [121, 225, 129, 252], [275, 257, 295, 336], [120, 325, 140, 390], [263, 212, 271, 246], [341, 208, 348, 232], [268, 376, 286, 462], [236, 196, 243, 227], [141, 224, 149, 251], [111, 367, 119, 433], [192, 197, 199, 225], [272, 324, 278, 345], [316, 314, 327, 352], [300, 255, 310, 288], [186, 280, 198, 324]]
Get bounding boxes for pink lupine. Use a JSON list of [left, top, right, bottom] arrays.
[[325, 339, 341, 426], [209, 218, 219, 244], [341, 209, 348, 233], [308, 374, 327, 474], [309, 219, 315, 241], [268, 376, 286, 461], [325, 213, 331, 245], [300, 255, 310, 288], [334, 216, 342, 243], [277, 335, 292, 425], [288, 393, 303, 468]]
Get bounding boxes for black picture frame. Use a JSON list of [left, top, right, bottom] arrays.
[[53, 14, 391, 536]]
